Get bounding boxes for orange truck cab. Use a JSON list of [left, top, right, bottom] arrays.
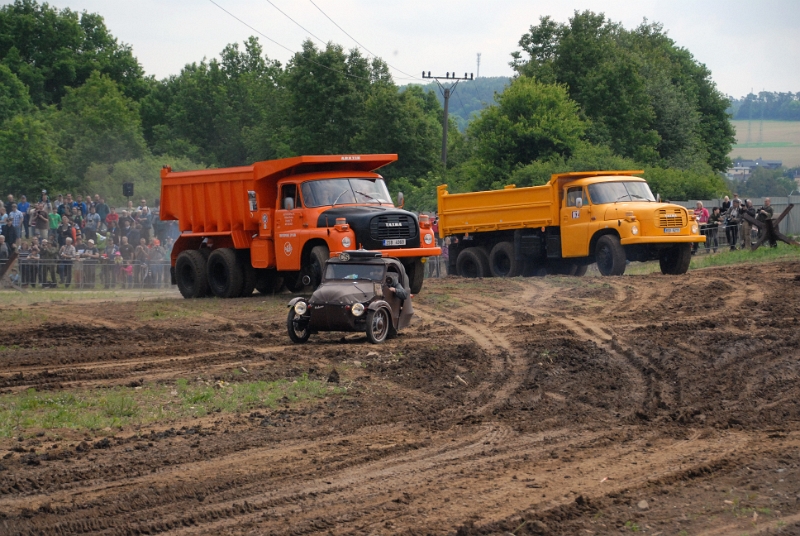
[[160, 154, 440, 298], [437, 170, 705, 277]]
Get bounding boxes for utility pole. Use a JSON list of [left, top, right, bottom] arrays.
[[476, 53, 481, 78], [422, 71, 473, 172]]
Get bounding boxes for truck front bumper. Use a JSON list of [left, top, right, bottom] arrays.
[[329, 247, 441, 258], [621, 235, 706, 246]]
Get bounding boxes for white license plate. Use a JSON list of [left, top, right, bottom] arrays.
[[383, 239, 406, 246], [663, 227, 680, 233]]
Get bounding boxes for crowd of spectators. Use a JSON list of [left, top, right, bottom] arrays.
[[693, 195, 778, 254], [1, 191, 179, 289]]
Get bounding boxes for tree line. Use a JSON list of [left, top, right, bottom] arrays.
[[1, 2, 738, 209], [729, 92, 800, 121]]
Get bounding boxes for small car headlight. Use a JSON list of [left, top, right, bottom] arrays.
[[631, 225, 639, 236], [352, 303, 365, 316], [342, 236, 352, 248], [294, 301, 307, 315], [691, 224, 699, 234], [424, 233, 433, 244]]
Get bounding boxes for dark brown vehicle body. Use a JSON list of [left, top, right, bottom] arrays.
[[287, 252, 414, 344]]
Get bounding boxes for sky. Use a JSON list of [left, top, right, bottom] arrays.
[[47, 0, 800, 98]]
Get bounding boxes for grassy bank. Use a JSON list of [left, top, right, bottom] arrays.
[[0, 375, 343, 438]]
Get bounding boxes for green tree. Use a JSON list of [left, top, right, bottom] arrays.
[[511, 11, 734, 172], [0, 63, 32, 123], [0, 0, 148, 106], [463, 76, 585, 190], [0, 112, 64, 193], [54, 71, 146, 184], [734, 166, 797, 197]]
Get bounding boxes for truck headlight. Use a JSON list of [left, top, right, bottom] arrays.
[[691, 224, 699, 234], [342, 237, 352, 248], [424, 233, 433, 245], [294, 301, 307, 315], [631, 225, 639, 235], [352, 303, 365, 316]]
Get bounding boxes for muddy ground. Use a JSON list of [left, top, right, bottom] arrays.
[[1, 260, 800, 535]]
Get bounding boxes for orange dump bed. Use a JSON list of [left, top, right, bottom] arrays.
[[160, 155, 397, 235]]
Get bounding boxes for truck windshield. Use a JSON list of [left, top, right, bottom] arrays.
[[587, 181, 655, 204], [302, 179, 393, 208], [325, 263, 385, 281]]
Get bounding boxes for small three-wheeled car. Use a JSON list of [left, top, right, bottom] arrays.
[[286, 251, 414, 344]]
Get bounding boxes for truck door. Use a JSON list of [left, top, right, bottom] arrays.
[[560, 186, 591, 257], [274, 183, 303, 270]]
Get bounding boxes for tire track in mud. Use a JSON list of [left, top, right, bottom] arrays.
[[414, 295, 527, 414]]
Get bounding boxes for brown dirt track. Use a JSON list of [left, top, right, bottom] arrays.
[[2, 261, 800, 535]]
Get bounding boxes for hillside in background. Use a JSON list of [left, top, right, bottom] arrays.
[[730, 120, 800, 167], [403, 76, 510, 131]]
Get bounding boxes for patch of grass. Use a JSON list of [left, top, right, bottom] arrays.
[[624, 520, 640, 532], [623, 242, 800, 275], [0, 374, 343, 437]]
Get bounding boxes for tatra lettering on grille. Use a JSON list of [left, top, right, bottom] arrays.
[[370, 215, 418, 240], [657, 209, 686, 227]]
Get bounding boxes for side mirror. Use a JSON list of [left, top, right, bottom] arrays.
[[397, 192, 404, 208], [656, 193, 661, 203], [575, 197, 583, 208], [283, 197, 294, 211]]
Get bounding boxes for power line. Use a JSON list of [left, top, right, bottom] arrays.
[[261, 0, 327, 47], [307, 0, 422, 81], [208, 0, 373, 82]]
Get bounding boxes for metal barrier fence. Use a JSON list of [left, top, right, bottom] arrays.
[[0, 259, 172, 290]]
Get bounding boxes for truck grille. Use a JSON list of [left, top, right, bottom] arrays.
[[657, 208, 685, 228], [370, 215, 417, 240]]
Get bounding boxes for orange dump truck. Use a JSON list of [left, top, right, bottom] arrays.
[[437, 170, 704, 277], [160, 154, 440, 298]]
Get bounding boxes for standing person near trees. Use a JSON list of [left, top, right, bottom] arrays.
[[59, 237, 77, 287], [757, 198, 777, 248], [39, 239, 58, 287], [707, 207, 723, 253], [741, 199, 757, 249], [692, 201, 709, 254], [724, 199, 742, 251]]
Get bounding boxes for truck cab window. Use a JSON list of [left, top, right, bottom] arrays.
[[566, 187, 584, 207], [280, 184, 302, 210]]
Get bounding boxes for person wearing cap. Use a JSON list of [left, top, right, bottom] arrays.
[[724, 198, 742, 251]]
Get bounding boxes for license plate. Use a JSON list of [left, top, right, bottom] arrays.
[[663, 227, 680, 233], [383, 239, 406, 246]]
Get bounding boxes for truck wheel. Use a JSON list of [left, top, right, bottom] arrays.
[[595, 235, 626, 276], [573, 264, 588, 277], [308, 245, 329, 289], [175, 250, 209, 299], [255, 269, 283, 294], [489, 242, 522, 277], [283, 272, 303, 293], [405, 258, 425, 294], [366, 307, 391, 344], [238, 251, 256, 297], [456, 247, 490, 278], [286, 309, 310, 343], [659, 243, 692, 275], [551, 261, 587, 276], [207, 248, 244, 298]]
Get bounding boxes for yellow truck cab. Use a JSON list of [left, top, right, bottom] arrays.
[[437, 170, 705, 277]]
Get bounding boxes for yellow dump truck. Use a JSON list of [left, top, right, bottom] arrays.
[[437, 170, 705, 277]]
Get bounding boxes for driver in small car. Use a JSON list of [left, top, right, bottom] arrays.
[[387, 273, 408, 300]]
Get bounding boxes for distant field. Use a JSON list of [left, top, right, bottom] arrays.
[[730, 120, 800, 167]]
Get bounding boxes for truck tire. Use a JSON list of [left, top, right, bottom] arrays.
[[255, 269, 283, 294], [207, 248, 244, 298], [595, 235, 626, 276], [308, 245, 329, 289], [405, 258, 425, 294], [489, 241, 522, 277], [175, 250, 209, 299], [659, 243, 692, 275], [573, 264, 588, 277], [551, 261, 587, 276], [365, 307, 391, 344], [456, 247, 490, 278], [238, 251, 256, 297]]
